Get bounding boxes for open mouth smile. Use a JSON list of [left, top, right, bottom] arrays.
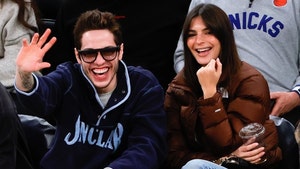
[[92, 67, 109, 75]]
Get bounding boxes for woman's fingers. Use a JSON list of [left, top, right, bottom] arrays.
[[240, 143, 265, 162], [216, 58, 222, 74], [234, 142, 265, 164], [244, 150, 265, 163]]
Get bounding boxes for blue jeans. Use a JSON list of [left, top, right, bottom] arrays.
[[182, 159, 227, 169]]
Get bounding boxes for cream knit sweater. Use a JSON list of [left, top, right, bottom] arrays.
[[0, 0, 37, 87]]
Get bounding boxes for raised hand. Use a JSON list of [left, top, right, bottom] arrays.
[[16, 28, 57, 73], [15, 29, 56, 91]]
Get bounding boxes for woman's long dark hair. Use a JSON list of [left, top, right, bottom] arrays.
[[182, 3, 241, 96], [1, 0, 39, 32]]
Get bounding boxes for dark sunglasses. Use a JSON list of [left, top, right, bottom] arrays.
[[78, 46, 120, 63]]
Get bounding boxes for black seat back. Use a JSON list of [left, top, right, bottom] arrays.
[[19, 114, 56, 169], [270, 115, 299, 169]]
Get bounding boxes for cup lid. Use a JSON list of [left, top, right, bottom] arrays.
[[239, 122, 265, 139]]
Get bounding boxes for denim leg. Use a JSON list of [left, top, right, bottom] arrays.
[[182, 159, 227, 169]]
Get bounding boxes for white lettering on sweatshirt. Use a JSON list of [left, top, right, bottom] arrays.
[[64, 116, 123, 150]]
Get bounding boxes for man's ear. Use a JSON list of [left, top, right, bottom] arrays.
[[118, 43, 124, 60], [74, 48, 82, 63]]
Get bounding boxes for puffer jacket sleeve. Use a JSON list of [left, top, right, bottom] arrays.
[[164, 85, 215, 169]]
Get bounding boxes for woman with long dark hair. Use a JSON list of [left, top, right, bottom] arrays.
[[164, 3, 282, 169]]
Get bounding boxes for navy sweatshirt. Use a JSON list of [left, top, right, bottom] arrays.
[[16, 61, 167, 169]]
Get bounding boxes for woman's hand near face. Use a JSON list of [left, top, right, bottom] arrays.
[[197, 58, 222, 99]]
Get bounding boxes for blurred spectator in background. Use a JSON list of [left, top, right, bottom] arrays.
[[0, 0, 39, 115]]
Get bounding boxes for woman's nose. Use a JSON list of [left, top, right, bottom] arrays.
[[195, 34, 204, 43]]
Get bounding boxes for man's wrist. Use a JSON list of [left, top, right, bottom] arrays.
[[292, 86, 300, 97]]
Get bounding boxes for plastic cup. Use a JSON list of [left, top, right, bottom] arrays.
[[239, 123, 267, 163]]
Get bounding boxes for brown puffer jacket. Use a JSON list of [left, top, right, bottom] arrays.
[[164, 61, 282, 169]]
